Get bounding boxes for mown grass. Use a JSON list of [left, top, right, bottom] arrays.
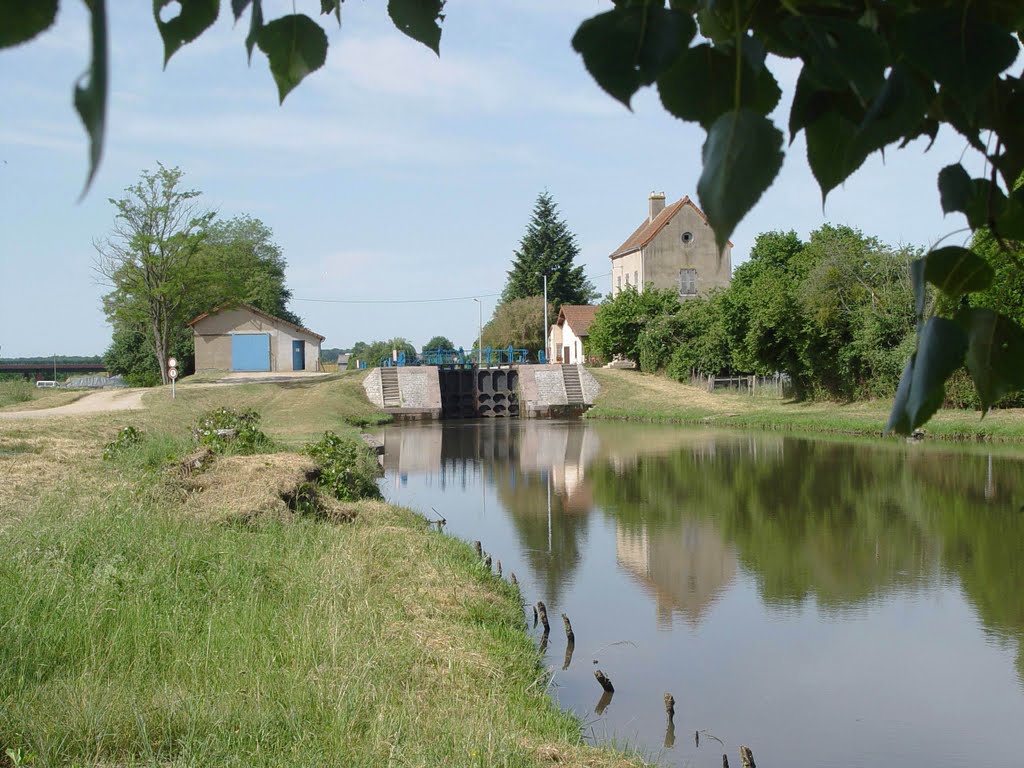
[[588, 368, 1024, 443], [0, 373, 642, 768], [0, 380, 86, 412]]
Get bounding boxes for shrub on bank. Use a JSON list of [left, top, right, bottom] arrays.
[[303, 431, 382, 501], [192, 407, 274, 455]]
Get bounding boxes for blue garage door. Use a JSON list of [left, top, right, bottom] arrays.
[[231, 333, 271, 371]]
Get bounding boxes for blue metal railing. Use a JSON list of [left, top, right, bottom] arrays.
[[376, 346, 545, 368]]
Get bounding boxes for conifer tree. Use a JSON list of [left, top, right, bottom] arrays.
[[501, 192, 596, 309]]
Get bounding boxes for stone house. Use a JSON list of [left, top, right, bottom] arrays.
[[548, 304, 599, 365], [188, 303, 324, 372], [610, 193, 732, 298]]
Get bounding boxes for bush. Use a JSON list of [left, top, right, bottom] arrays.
[[103, 426, 144, 461], [192, 407, 274, 455], [303, 432, 382, 501]]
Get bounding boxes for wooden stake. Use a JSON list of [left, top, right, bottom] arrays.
[[474, 540, 482, 558], [510, 572, 518, 586], [561, 613, 575, 643], [595, 690, 613, 716], [562, 639, 574, 671], [496, 560, 502, 577], [664, 720, 675, 750], [740, 746, 755, 768], [664, 693, 675, 722], [722, 756, 729, 768], [539, 629, 549, 655], [532, 605, 538, 627], [594, 669, 614, 693], [484, 555, 492, 571], [536, 601, 550, 632]]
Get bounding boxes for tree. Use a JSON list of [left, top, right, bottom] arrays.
[[480, 297, 553, 355], [6, 1, 1024, 432], [423, 336, 455, 352], [345, 338, 417, 369], [502, 193, 596, 310], [95, 165, 214, 385]]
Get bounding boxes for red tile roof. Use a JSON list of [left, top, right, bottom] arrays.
[[557, 304, 600, 337], [609, 195, 730, 258], [187, 302, 325, 341]]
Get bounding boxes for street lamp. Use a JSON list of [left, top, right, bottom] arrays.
[[473, 298, 482, 367], [542, 273, 548, 363]]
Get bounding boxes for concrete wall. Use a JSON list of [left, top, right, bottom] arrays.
[[192, 306, 322, 372], [644, 205, 731, 296], [517, 364, 601, 413], [397, 367, 441, 409], [362, 368, 384, 407]]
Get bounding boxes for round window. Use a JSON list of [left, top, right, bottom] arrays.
[[681, 231, 694, 244]]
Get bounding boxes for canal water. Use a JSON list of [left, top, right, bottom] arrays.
[[373, 419, 1024, 768]]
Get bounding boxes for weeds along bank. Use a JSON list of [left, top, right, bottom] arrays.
[[0, 376, 642, 768], [587, 369, 1024, 443]]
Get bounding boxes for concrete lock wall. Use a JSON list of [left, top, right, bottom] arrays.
[[362, 368, 384, 407]]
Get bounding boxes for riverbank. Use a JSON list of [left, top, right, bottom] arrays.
[[0, 373, 643, 768], [588, 368, 1024, 442]]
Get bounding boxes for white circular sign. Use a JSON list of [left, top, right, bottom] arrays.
[[168, 367, 178, 380], [167, 357, 178, 369]]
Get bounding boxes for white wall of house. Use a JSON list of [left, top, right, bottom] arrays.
[[559, 322, 586, 365], [547, 324, 563, 363]]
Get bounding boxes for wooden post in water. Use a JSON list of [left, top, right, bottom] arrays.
[[594, 670, 614, 693], [536, 601, 550, 633], [484, 555, 492, 571], [595, 690, 613, 716], [562, 639, 574, 670], [561, 613, 575, 644], [496, 560, 502, 577], [532, 605, 538, 627], [664, 693, 675, 721], [740, 746, 755, 768], [474, 540, 482, 558], [510, 572, 518, 586], [722, 756, 729, 768]]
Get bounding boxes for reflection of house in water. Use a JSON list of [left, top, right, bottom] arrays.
[[616, 520, 737, 629]]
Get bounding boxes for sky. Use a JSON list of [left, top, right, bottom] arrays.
[[0, 1, 1000, 357]]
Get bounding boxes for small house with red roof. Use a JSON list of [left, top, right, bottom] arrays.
[[548, 304, 600, 365], [610, 193, 732, 298]]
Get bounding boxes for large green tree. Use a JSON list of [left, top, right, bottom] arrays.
[[5, 1, 1024, 431], [501, 193, 596, 310], [95, 165, 213, 385], [480, 296, 554, 355]]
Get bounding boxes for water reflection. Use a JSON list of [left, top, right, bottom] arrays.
[[378, 420, 1024, 767]]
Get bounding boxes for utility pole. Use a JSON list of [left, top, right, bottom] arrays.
[[473, 298, 482, 367], [53, 353, 56, 381], [542, 272, 548, 363]]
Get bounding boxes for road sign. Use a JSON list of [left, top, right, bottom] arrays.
[[167, 357, 178, 369], [168, 367, 178, 380]]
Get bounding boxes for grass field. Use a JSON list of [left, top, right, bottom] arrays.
[[0, 380, 88, 412], [588, 368, 1024, 442], [0, 372, 643, 768]]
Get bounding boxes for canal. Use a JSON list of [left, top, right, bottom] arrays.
[[373, 419, 1024, 767]]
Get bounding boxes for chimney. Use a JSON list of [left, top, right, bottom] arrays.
[[648, 191, 666, 222]]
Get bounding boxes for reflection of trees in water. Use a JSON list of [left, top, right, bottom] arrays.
[[591, 437, 1024, 681]]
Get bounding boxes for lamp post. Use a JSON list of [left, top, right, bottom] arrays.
[[542, 273, 548, 363], [473, 298, 482, 367]]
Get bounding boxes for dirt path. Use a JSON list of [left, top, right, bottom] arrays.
[[0, 388, 146, 420]]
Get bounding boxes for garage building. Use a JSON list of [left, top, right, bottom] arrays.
[[188, 303, 324, 373]]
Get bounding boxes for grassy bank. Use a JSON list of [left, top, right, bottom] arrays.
[[0, 374, 640, 768], [588, 368, 1024, 442], [0, 380, 87, 412]]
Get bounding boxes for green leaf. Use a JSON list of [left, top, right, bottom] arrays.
[[154, 0, 219, 66], [388, 0, 444, 55], [957, 308, 1024, 412], [574, 6, 695, 108], [658, 43, 780, 129], [857, 65, 932, 153], [231, 0, 251, 20], [321, 1, 342, 25], [923, 246, 994, 297], [245, 0, 262, 63], [937, 163, 972, 215], [805, 108, 869, 203], [893, 9, 1019, 118], [887, 317, 967, 434], [74, 0, 108, 198], [256, 14, 328, 103], [0, 0, 58, 48], [781, 15, 886, 105], [697, 109, 784, 253], [910, 256, 926, 322]]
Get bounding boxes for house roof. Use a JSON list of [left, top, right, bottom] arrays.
[[556, 304, 600, 337], [609, 195, 731, 259], [187, 302, 326, 341]]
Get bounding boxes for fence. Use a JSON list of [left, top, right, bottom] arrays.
[[690, 372, 792, 398]]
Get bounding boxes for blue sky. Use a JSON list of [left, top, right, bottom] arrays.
[[0, 1, 996, 357]]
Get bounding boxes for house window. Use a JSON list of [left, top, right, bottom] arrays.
[[617, 275, 621, 294], [625, 273, 630, 288], [679, 268, 697, 296], [634, 270, 639, 288], [681, 231, 694, 244]]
